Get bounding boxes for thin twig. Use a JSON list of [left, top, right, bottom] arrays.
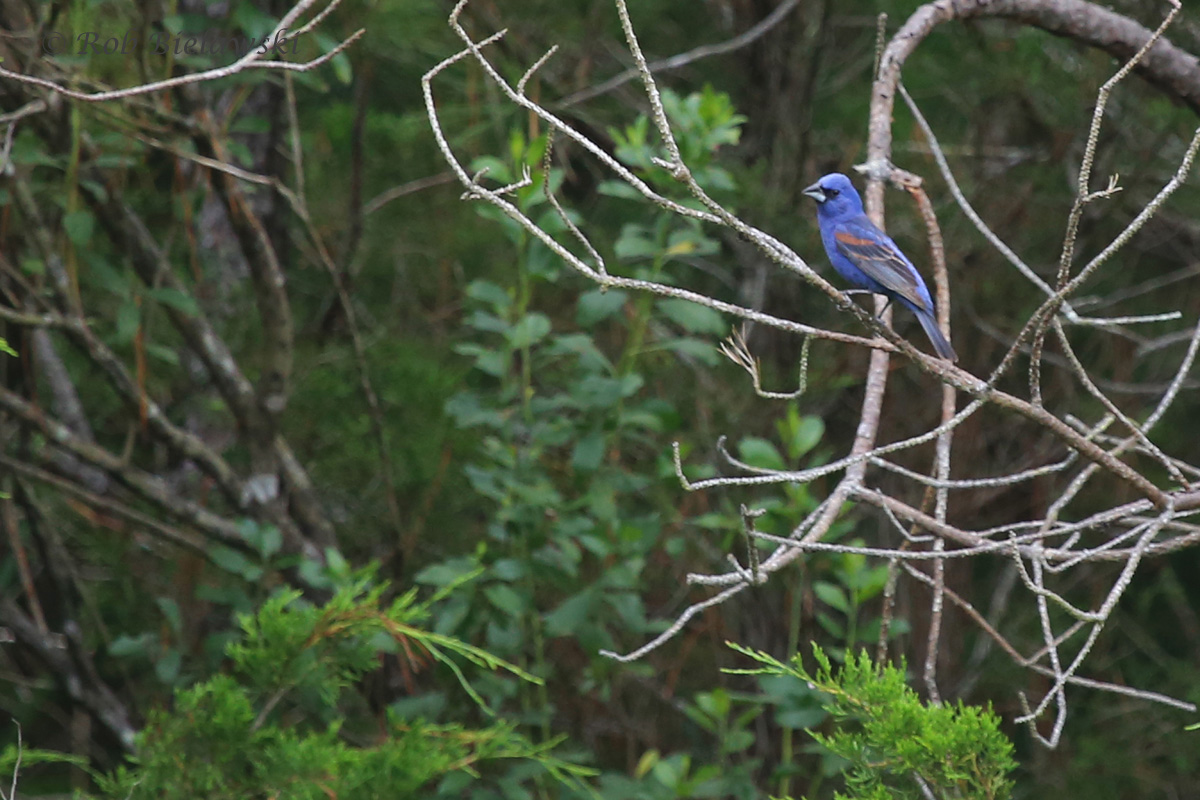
[[559, 0, 802, 107], [0, 0, 363, 102]]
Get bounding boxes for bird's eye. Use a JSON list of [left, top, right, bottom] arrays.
[[825, 188, 839, 198]]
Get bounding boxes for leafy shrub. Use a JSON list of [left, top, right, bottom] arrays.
[[728, 643, 1016, 800]]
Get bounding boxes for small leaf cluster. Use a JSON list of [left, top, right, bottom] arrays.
[[727, 643, 1016, 800], [609, 84, 745, 196]]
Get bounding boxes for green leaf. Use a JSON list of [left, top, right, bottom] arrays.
[[658, 337, 718, 365], [736, 436, 786, 471], [83, 253, 128, 295], [455, 343, 507, 377], [470, 155, 513, 185], [597, 180, 644, 200], [108, 633, 155, 658], [325, 547, 350, 581], [657, 298, 727, 336], [635, 749, 660, 779], [506, 313, 552, 348], [605, 591, 647, 631], [209, 545, 264, 581], [155, 647, 182, 684], [415, 556, 478, 587], [815, 611, 844, 637], [664, 228, 718, 258], [614, 225, 660, 260], [312, 33, 353, 84], [544, 588, 597, 637], [572, 374, 644, 408], [146, 343, 180, 365], [464, 311, 510, 334], [545, 333, 611, 371], [62, 210, 94, 245], [576, 289, 628, 326], [146, 287, 200, 315], [466, 280, 512, 311], [571, 431, 606, 472], [115, 299, 140, 344], [491, 558, 526, 581], [258, 525, 282, 560], [228, 115, 270, 134], [724, 729, 755, 753], [814, 581, 850, 614], [156, 597, 183, 635], [484, 583, 526, 616], [775, 706, 828, 730], [779, 406, 825, 460]]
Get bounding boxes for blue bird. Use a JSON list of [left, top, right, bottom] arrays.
[[802, 173, 957, 362]]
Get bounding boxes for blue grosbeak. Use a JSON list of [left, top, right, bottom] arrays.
[[803, 173, 957, 362]]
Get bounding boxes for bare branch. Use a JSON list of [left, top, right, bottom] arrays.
[[0, 0, 362, 103], [559, 0, 802, 107]]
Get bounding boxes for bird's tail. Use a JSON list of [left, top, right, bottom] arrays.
[[916, 309, 957, 362]]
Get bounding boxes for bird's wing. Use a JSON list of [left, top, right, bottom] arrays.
[[832, 222, 930, 311]]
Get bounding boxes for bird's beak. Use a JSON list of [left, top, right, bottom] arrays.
[[802, 183, 826, 203]]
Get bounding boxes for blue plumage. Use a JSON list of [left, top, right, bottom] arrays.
[[802, 173, 957, 362]]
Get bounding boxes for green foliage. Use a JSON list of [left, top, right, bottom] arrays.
[[0, 740, 93, 786], [11, 0, 1200, 796], [809, 549, 894, 655], [433, 94, 750, 681], [609, 85, 744, 198], [422, 87, 895, 799], [605, 85, 739, 280], [104, 523, 305, 691], [94, 576, 594, 799], [414, 91, 802, 797], [727, 643, 1016, 800]]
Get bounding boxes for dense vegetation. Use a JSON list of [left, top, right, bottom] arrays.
[[1, 0, 1198, 797]]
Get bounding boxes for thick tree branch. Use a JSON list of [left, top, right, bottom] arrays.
[[0, 385, 246, 548], [0, 599, 137, 751], [974, 0, 1200, 113]]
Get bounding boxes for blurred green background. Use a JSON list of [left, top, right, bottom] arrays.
[[1, 0, 1199, 796]]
